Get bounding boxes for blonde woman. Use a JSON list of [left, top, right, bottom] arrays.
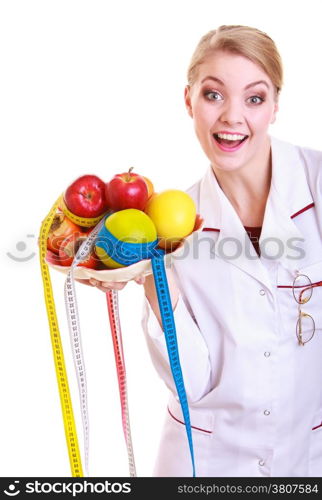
[[85, 26, 322, 477]]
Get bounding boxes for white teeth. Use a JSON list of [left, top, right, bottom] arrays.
[[216, 133, 246, 141]]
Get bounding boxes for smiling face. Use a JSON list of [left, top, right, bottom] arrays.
[[185, 50, 279, 173]]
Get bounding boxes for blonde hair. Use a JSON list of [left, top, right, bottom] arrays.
[[187, 25, 283, 95]]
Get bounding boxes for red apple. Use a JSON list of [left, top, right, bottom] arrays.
[[59, 232, 100, 268], [106, 167, 148, 211], [64, 175, 108, 218], [47, 213, 81, 254]]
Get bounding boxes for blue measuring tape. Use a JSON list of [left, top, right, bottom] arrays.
[[96, 221, 196, 476], [151, 255, 196, 477]]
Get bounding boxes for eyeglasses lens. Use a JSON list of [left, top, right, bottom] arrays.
[[292, 274, 313, 304], [296, 313, 315, 344]]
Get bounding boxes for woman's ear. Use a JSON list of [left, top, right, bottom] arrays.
[[184, 85, 193, 118], [271, 95, 279, 124]]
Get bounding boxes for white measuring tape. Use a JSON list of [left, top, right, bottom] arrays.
[[64, 220, 104, 476], [64, 217, 137, 476]]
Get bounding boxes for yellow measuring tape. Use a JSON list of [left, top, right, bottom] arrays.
[[39, 196, 83, 477], [59, 195, 107, 228]]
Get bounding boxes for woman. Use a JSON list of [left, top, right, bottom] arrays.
[[85, 26, 322, 477]]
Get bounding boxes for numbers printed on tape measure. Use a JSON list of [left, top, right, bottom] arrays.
[[106, 290, 137, 477], [39, 197, 83, 477], [63, 217, 105, 477], [59, 195, 108, 228], [64, 274, 89, 476], [151, 256, 196, 477]]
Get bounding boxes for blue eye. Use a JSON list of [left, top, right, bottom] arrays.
[[247, 95, 264, 104], [204, 91, 223, 101]]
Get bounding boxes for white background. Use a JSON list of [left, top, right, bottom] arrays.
[[1, 0, 321, 478]]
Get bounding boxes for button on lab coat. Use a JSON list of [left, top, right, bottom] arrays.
[[141, 136, 322, 477]]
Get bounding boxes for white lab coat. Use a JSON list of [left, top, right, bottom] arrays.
[[141, 136, 322, 477]]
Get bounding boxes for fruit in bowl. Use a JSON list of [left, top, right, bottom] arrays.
[[106, 167, 149, 211], [142, 176, 154, 199], [47, 213, 81, 254], [64, 174, 108, 218], [46, 248, 62, 265], [145, 189, 196, 249], [95, 208, 157, 268], [59, 232, 100, 269]]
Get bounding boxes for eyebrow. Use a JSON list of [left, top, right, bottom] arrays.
[[201, 76, 270, 90]]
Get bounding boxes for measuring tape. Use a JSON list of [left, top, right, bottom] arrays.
[[151, 256, 196, 477], [63, 220, 105, 477], [64, 216, 137, 476], [39, 197, 83, 477], [106, 290, 137, 477], [95, 223, 196, 476], [59, 195, 108, 228]]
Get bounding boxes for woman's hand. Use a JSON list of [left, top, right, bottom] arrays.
[[76, 269, 178, 328], [75, 275, 146, 292]]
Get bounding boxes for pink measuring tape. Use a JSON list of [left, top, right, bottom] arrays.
[[106, 290, 136, 477]]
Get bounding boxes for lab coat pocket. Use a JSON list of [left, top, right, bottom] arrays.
[[167, 406, 213, 437], [153, 399, 214, 476], [308, 409, 322, 477]]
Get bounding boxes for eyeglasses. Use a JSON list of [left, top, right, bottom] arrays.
[[292, 274, 322, 346]]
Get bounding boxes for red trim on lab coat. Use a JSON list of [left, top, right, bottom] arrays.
[[167, 407, 213, 434], [201, 202, 315, 234], [291, 202, 315, 219]]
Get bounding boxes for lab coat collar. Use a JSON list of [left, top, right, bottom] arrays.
[[198, 135, 314, 290]]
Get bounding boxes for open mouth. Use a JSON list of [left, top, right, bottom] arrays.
[[213, 133, 249, 150]]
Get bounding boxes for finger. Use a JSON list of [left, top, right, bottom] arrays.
[[134, 275, 145, 285], [95, 284, 112, 293], [95, 282, 127, 292], [104, 281, 127, 290], [75, 278, 95, 287], [93, 281, 127, 291]]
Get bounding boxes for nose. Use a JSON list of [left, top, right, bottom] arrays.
[[219, 98, 244, 125]]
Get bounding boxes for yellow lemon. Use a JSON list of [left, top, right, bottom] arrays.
[[95, 208, 157, 268], [145, 189, 196, 249]]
